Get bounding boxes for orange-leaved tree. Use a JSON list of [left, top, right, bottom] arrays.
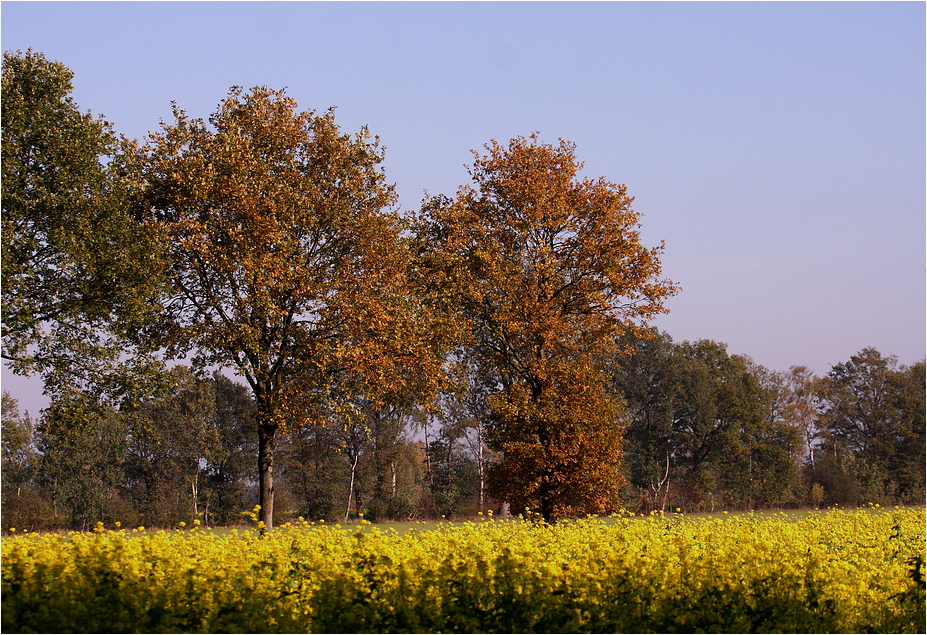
[[413, 135, 677, 520], [137, 87, 448, 529]]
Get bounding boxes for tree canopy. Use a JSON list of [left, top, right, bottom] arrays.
[[414, 135, 678, 520], [136, 86, 448, 528], [1, 49, 165, 401]]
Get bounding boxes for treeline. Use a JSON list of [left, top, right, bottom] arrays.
[[1, 368, 485, 530], [3, 338, 923, 530], [2, 49, 924, 531], [613, 335, 924, 512]]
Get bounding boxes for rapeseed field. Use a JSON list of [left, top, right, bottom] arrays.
[[2, 508, 924, 633]]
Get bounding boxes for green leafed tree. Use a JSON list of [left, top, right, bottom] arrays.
[[204, 372, 258, 525], [816, 348, 925, 504], [35, 392, 131, 530], [1, 390, 52, 529], [124, 366, 219, 526], [612, 333, 802, 512], [136, 87, 447, 529], [1, 49, 166, 401]]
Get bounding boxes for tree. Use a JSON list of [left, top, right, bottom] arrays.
[[414, 135, 677, 520], [1, 391, 36, 497], [777, 366, 822, 470], [277, 423, 348, 522], [426, 426, 479, 517], [1, 49, 165, 401], [1, 391, 51, 529], [612, 333, 800, 512], [124, 367, 219, 526], [609, 329, 680, 511], [137, 87, 445, 529], [36, 392, 131, 530], [435, 359, 497, 513], [817, 348, 925, 504], [203, 373, 257, 525]]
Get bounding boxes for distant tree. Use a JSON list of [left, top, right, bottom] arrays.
[[777, 366, 822, 470], [889, 360, 926, 502], [363, 405, 416, 521], [414, 135, 677, 520], [1, 49, 166, 401], [1, 391, 36, 498], [816, 348, 925, 504], [203, 373, 257, 525], [1, 391, 51, 529], [427, 427, 479, 518], [609, 329, 681, 511], [124, 367, 218, 526], [435, 359, 497, 513], [137, 86, 445, 529], [36, 392, 130, 530], [277, 424, 349, 522], [613, 334, 800, 511]]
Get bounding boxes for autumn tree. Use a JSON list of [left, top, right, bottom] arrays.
[[414, 135, 677, 520], [137, 87, 446, 529], [2, 49, 165, 400]]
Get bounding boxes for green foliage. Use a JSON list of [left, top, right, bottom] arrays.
[[613, 331, 807, 512], [35, 393, 131, 530], [1, 391, 52, 531], [1, 391, 35, 494], [427, 432, 479, 518], [1, 49, 167, 403], [816, 348, 925, 505]]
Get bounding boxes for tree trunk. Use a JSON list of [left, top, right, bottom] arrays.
[[477, 428, 485, 513], [258, 422, 276, 531], [538, 476, 555, 522], [191, 468, 199, 518], [345, 451, 359, 523]]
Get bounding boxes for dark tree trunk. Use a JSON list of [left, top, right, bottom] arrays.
[[258, 421, 276, 531], [538, 475, 555, 522]]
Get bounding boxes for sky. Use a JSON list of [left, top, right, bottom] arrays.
[[2, 1, 925, 417]]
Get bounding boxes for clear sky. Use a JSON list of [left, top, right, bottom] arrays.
[[2, 1, 925, 416]]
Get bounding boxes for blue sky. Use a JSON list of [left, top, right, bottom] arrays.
[[2, 1, 924, 415]]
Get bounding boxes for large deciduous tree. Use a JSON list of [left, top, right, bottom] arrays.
[[2, 49, 165, 400], [414, 135, 677, 520], [137, 87, 445, 529]]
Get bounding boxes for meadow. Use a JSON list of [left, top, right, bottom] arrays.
[[2, 508, 924, 633]]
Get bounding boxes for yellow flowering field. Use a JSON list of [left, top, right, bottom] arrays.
[[2, 508, 924, 633]]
